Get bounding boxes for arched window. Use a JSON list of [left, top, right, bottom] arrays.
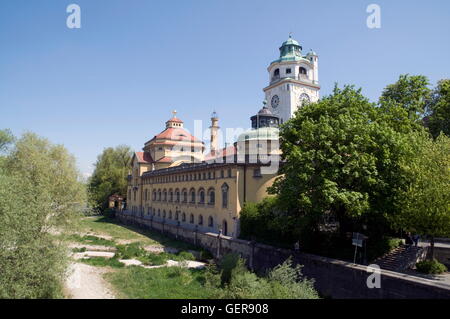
[[169, 210, 172, 219], [222, 220, 228, 236], [198, 188, 205, 204], [175, 189, 180, 202], [190, 188, 196, 203], [175, 211, 179, 221], [208, 188, 215, 205], [299, 67, 307, 75], [274, 68, 280, 77], [163, 189, 167, 201], [158, 189, 161, 201], [208, 216, 214, 228], [190, 214, 194, 224], [153, 191, 156, 201], [182, 189, 188, 203], [198, 215, 203, 225], [169, 189, 173, 202], [157, 209, 160, 217], [182, 212, 186, 222], [221, 183, 229, 208], [163, 210, 166, 219]]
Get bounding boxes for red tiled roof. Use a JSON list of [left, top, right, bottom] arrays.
[[135, 151, 154, 163], [156, 156, 173, 163], [149, 127, 202, 143], [166, 117, 183, 123], [204, 145, 237, 161]]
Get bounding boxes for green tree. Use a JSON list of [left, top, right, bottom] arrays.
[[88, 145, 133, 211], [380, 74, 431, 121], [269, 85, 415, 242], [426, 79, 450, 138], [0, 129, 14, 153], [391, 132, 450, 258], [0, 132, 86, 298]]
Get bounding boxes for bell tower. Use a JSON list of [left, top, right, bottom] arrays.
[[263, 35, 320, 124]]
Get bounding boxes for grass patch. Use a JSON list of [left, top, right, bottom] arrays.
[[68, 234, 116, 247], [105, 266, 214, 298], [72, 247, 87, 253], [80, 257, 125, 268], [114, 243, 197, 266], [77, 216, 160, 246]]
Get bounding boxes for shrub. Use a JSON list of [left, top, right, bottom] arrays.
[[138, 253, 168, 266], [115, 243, 145, 259], [199, 249, 214, 261], [416, 259, 447, 274], [209, 254, 319, 299], [176, 251, 195, 261]]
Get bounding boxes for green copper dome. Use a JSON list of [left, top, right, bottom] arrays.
[[281, 36, 301, 47], [237, 127, 280, 142], [271, 35, 309, 64]]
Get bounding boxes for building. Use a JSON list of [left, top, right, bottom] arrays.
[[264, 35, 320, 124], [125, 36, 319, 238]]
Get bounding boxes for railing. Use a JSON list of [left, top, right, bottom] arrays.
[[270, 75, 318, 85]]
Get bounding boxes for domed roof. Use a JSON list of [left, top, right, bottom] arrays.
[[306, 49, 317, 56], [270, 34, 310, 64], [257, 105, 273, 115], [237, 127, 280, 142], [281, 35, 301, 47]]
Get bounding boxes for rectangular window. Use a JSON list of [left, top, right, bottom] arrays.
[[253, 168, 262, 177], [286, 68, 291, 74]]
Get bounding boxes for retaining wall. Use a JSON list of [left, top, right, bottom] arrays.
[[116, 212, 450, 299]]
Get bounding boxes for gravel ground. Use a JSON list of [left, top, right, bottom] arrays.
[[65, 263, 116, 299]]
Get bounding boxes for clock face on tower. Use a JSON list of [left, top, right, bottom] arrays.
[[271, 95, 279, 108], [299, 93, 310, 104]]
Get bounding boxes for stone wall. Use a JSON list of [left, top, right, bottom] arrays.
[[116, 212, 450, 299], [434, 247, 450, 267]]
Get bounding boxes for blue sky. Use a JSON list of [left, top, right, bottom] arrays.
[[1, 0, 449, 177]]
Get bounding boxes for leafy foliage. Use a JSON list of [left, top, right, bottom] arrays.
[[416, 259, 448, 274], [0, 131, 86, 298], [88, 145, 132, 211], [426, 79, 450, 138], [390, 132, 450, 257], [269, 85, 416, 243], [380, 74, 431, 121], [208, 254, 319, 299]]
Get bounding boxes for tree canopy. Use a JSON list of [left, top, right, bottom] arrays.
[[426, 79, 450, 138], [268, 85, 417, 241], [0, 131, 86, 298], [88, 145, 133, 211], [380, 74, 431, 121], [390, 132, 450, 257]]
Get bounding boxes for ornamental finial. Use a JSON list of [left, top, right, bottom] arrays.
[[172, 109, 177, 117]]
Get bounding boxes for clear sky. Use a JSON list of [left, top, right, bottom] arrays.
[[1, 0, 449, 177]]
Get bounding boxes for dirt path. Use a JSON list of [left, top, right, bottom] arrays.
[[65, 262, 116, 299]]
